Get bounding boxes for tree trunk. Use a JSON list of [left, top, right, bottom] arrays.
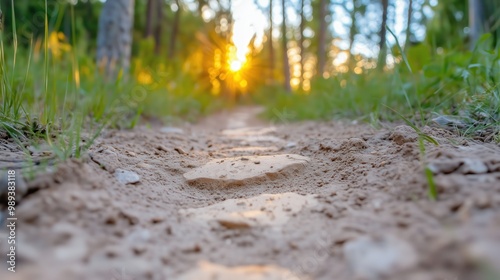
[[269, 0, 275, 81], [377, 0, 388, 71], [468, 0, 485, 49], [317, 0, 328, 76], [404, 0, 413, 51], [153, 0, 163, 54], [97, 0, 135, 79], [299, 0, 305, 88], [169, 0, 181, 58], [348, 0, 357, 72], [281, 0, 291, 92], [145, 0, 154, 37]]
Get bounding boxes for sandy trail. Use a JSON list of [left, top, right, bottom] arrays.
[[1, 107, 500, 280]]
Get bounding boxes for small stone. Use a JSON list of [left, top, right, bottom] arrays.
[[136, 162, 152, 169], [459, 159, 488, 174], [114, 169, 140, 184], [428, 160, 462, 174], [285, 142, 297, 148], [344, 235, 418, 279], [125, 151, 137, 157], [217, 219, 251, 229], [174, 147, 187, 155]]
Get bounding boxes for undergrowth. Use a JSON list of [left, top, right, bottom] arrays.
[[256, 34, 500, 143]]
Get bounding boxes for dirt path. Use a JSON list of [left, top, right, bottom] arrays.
[[1, 107, 500, 280]]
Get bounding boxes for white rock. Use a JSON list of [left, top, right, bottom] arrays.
[[115, 169, 140, 184], [460, 159, 488, 174], [177, 261, 303, 280], [179, 192, 318, 228], [285, 142, 297, 148], [183, 154, 309, 185], [344, 235, 418, 279]]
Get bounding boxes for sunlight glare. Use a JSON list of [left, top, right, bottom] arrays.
[[230, 59, 244, 72]]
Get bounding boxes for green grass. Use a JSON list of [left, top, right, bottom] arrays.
[[0, 2, 224, 164], [256, 35, 500, 141]]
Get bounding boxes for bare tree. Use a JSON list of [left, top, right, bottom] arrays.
[[317, 0, 328, 76], [282, 0, 291, 92], [97, 0, 135, 79], [377, 0, 388, 71]]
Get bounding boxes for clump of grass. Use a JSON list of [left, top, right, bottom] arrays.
[[0, 2, 223, 165]]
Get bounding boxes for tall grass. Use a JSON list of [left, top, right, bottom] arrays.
[[0, 2, 222, 162]]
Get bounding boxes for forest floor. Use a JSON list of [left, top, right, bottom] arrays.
[[1, 106, 500, 280]]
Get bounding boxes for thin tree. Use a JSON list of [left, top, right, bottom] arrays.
[[153, 0, 164, 54], [347, 0, 358, 72], [404, 0, 413, 51], [97, 0, 135, 79], [317, 0, 329, 76], [145, 0, 154, 37], [269, 0, 275, 80], [468, 0, 485, 49], [282, 0, 291, 92], [299, 0, 305, 87], [169, 0, 181, 58], [377, 0, 388, 71]]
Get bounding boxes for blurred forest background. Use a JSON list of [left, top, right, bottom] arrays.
[[0, 0, 499, 157]]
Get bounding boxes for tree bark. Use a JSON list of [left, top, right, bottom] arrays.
[[377, 0, 388, 71], [153, 0, 163, 54], [269, 0, 275, 80], [145, 0, 154, 37], [299, 0, 305, 87], [169, 0, 181, 58], [317, 0, 328, 76], [97, 0, 135, 79], [468, 0, 485, 49], [348, 0, 357, 72], [281, 0, 291, 92]]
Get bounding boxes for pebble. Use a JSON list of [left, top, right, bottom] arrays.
[[114, 169, 141, 184], [344, 235, 418, 279], [428, 160, 462, 174], [459, 158, 488, 174]]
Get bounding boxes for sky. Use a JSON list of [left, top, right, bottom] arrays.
[[228, 0, 435, 62]]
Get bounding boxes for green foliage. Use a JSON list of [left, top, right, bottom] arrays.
[[257, 37, 500, 138]]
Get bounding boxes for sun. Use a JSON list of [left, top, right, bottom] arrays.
[[229, 59, 244, 72]]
